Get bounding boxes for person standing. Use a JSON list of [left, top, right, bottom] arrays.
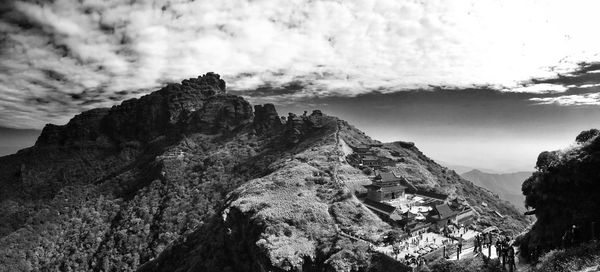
[[496, 238, 502, 258], [571, 225, 579, 245], [443, 245, 446, 259], [488, 234, 492, 258], [501, 239, 509, 268], [507, 245, 516, 272]]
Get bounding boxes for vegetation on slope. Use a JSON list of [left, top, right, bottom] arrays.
[[520, 129, 600, 260], [138, 116, 401, 272], [0, 73, 529, 272], [532, 241, 600, 272], [0, 73, 287, 271], [427, 256, 504, 272]]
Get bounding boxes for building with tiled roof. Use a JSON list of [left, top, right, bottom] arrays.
[[429, 203, 460, 228], [364, 172, 407, 202]]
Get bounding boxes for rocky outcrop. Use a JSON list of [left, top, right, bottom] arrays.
[[36, 108, 110, 147], [35, 73, 244, 146], [185, 95, 253, 134], [284, 110, 328, 145], [253, 104, 284, 135]]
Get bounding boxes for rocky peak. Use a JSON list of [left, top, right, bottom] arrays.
[[35, 73, 250, 147], [36, 108, 110, 147], [284, 110, 329, 145], [253, 104, 283, 135]]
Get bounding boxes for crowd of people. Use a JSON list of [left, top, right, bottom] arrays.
[[472, 232, 517, 271], [403, 255, 426, 267], [379, 224, 527, 271]]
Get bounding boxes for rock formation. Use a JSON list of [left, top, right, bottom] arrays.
[[253, 103, 283, 135]]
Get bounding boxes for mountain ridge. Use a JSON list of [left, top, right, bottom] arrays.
[[0, 73, 527, 271]]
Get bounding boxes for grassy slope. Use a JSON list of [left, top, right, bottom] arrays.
[[139, 117, 399, 272], [140, 118, 528, 272], [0, 100, 528, 271], [533, 242, 600, 272]]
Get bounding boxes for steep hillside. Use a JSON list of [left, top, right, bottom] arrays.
[[520, 129, 600, 260], [0, 73, 288, 271], [138, 121, 528, 272], [461, 170, 531, 211], [380, 142, 528, 233], [0, 73, 527, 272]]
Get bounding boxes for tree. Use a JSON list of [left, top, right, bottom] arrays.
[[535, 151, 559, 171], [575, 129, 599, 144], [384, 229, 405, 245]]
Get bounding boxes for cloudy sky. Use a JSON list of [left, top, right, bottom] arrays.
[[1, 0, 600, 172]]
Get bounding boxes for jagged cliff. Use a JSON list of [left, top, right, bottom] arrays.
[[520, 129, 600, 259], [0, 73, 527, 272]]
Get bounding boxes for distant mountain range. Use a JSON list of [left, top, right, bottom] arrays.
[[460, 169, 532, 212], [438, 161, 500, 174]]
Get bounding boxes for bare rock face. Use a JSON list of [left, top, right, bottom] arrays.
[[284, 110, 328, 145], [36, 108, 110, 146], [253, 104, 283, 135], [35, 73, 249, 146], [185, 95, 253, 133], [285, 113, 305, 144]]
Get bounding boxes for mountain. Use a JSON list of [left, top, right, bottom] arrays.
[[461, 169, 532, 212], [438, 161, 500, 174], [0, 73, 527, 272], [520, 129, 600, 262]]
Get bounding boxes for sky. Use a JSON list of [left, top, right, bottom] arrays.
[[1, 0, 600, 172]]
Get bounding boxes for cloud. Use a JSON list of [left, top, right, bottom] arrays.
[[2, 0, 600, 128], [530, 92, 600, 106]]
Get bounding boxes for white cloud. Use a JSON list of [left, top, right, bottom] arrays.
[[3, 0, 600, 128], [530, 92, 600, 106], [502, 84, 568, 94]]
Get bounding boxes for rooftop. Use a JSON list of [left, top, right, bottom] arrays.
[[362, 155, 379, 161], [433, 203, 459, 219], [376, 172, 402, 183]]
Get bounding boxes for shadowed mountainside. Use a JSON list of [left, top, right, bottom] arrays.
[[0, 73, 527, 272], [520, 129, 600, 260]]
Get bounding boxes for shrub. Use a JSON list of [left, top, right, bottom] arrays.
[[575, 129, 599, 143], [534, 242, 600, 272]]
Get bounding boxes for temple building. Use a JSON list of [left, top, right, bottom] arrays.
[[364, 172, 407, 202], [429, 203, 460, 228], [351, 144, 372, 154], [361, 155, 382, 167]]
